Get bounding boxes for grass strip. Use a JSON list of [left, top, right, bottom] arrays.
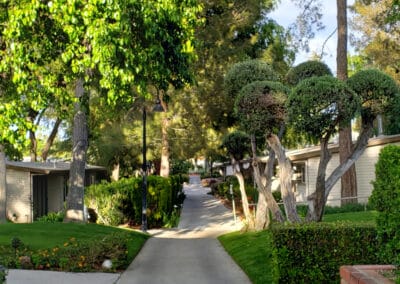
[[0, 222, 146, 250], [218, 230, 278, 284]]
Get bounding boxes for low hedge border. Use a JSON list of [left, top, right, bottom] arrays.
[[270, 222, 379, 283]]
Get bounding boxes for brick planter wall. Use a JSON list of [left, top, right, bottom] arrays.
[[340, 265, 395, 284]]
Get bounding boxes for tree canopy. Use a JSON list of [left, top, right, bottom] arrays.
[[287, 75, 359, 140], [234, 81, 288, 136]]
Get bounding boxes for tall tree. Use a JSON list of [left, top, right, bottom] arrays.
[[351, 0, 400, 85], [337, 0, 358, 205], [2, 0, 201, 222], [166, 0, 293, 167]]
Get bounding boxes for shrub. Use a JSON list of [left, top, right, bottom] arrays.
[[369, 145, 400, 271], [270, 223, 379, 283], [85, 175, 185, 228], [214, 177, 257, 202], [37, 211, 65, 223]]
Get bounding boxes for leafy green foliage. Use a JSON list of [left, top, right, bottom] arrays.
[[224, 59, 280, 100], [285, 60, 333, 86], [36, 212, 65, 223], [234, 80, 289, 135], [287, 75, 359, 140], [85, 175, 186, 228], [170, 159, 192, 175], [214, 177, 257, 203], [369, 145, 400, 267], [220, 131, 250, 161], [347, 69, 399, 118], [270, 223, 379, 283]]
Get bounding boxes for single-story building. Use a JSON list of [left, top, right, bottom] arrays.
[[5, 161, 107, 223], [288, 134, 400, 206], [219, 134, 400, 207]]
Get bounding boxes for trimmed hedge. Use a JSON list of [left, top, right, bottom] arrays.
[[369, 145, 400, 272], [270, 223, 379, 283], [85, 175, 187, 228]]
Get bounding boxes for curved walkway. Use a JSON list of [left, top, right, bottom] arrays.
[[7, 182, 249, 284], [117, 183, 249, 284]]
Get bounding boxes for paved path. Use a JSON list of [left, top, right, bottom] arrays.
[[117, 183, 249, 284], [7, 182, 248, 284]]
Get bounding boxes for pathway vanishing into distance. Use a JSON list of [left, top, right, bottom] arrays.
[[117, 176, 250, 284]]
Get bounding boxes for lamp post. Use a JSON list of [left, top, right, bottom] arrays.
[[141, 98, 164, 232]]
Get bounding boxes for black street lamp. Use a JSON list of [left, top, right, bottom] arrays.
[[141, 98, 164, 232]]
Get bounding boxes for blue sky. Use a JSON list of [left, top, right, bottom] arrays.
[[269, 0, 355, 74]]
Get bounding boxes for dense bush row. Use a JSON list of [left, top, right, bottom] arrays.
[[270, 223, 379, 283], [369, 145, 400, 281], [85, 175, 187, 228]]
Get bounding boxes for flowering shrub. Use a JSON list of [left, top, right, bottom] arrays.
[[0, 232, 146, 272]]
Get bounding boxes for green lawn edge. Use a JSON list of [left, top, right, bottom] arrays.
[[218, 210, 377, 284], [0, 222, 149, 271]]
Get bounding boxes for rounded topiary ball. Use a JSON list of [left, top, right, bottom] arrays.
[[287, 75, 359, 139], [347, 68, 399, 117], [285, 60, 333, 86], [234, 80, 289, 135], [224, 59, 280, 99]]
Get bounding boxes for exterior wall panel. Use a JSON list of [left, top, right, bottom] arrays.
[[6, 169, 31, 223]]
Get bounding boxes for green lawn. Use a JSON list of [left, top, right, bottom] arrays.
[[322, 210, 378, 223], [0, 222, 149, 271], [219, 210, 378, 284], [219, 230, 277, 284], [0, 222, 147, 250]]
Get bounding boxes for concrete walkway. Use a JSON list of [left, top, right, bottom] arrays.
[[7, 182, 248, 284]]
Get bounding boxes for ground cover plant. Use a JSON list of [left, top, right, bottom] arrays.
[[219, 210, 379, 283], [0, 223, 148, 272]]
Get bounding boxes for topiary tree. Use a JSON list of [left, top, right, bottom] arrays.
[[369, 145, 400, 272], [224, 60, 288, 230], [224, 59, 280, 100], [220, 131, 253, 226], [235, 81, 299, 226], [288, 69, 399, 222], [285, 60, 333, 86], [288, 75, 360, 221]]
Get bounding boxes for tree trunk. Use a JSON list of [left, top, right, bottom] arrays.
[[160, 115, 170, 177], [307, 117, 375, 222], [267, 134, 301, 223], [27, 109, 39, 162], [41, 117, 62, 162], [325, 118, 374, 198], [64, 79, 88, 223], [250, 134, 284, 230], [337, 0, 358, 205], [0, 144, 6, 223], [232, 158, 254, 228], [306, 137, 331, 222]]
